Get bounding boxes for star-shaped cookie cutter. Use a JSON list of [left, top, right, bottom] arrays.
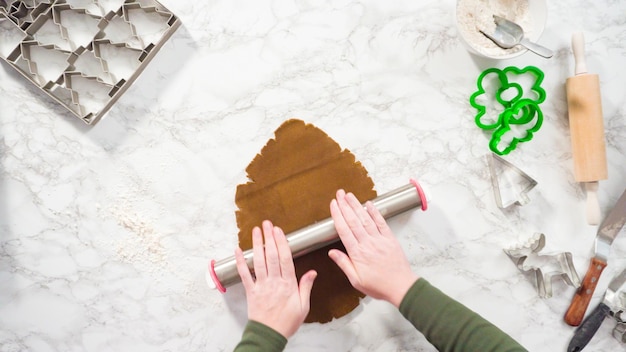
[[504, 233, 581, 298]]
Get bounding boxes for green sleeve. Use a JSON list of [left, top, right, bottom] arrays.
[[399, 278, 527, 352], [233, 320, 287, 352]]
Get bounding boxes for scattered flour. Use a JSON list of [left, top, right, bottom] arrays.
[[110, 200, 169, 276], [456, 0, 532, 57], [106, 196, 209, 310]]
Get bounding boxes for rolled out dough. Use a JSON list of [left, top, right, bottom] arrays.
[[235, 119, 377, 323]]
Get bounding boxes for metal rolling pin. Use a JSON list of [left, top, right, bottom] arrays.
[[207, 179, 428, 292]]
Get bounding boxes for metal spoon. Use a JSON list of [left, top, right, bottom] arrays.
[[480, 15, 553, 58]]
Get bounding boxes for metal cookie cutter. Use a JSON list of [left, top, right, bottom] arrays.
[[504, 233, 580, 298], [611, 291, 626, 343], [614, 322, 626, 343], [469, 66, 546, 155], [487, 153, 537, 208]]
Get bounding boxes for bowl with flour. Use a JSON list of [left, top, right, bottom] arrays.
[[455, 0, 547, 59]]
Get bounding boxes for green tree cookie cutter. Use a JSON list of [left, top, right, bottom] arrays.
[[469, 66, 546, 155]]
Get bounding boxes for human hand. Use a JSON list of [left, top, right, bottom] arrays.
[[328, 190, 419, 307], [235, 220, 317, 338]]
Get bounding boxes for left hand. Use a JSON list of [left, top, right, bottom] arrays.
[[235, 220, 317, 338]]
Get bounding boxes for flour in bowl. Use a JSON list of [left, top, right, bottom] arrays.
[[456, 0, 532, 57]]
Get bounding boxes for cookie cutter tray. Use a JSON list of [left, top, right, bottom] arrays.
[[0, 0, 180, 124]]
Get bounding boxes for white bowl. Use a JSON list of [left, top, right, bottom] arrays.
[[455, 0, 547, 59]]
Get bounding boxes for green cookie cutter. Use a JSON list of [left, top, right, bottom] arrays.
[[469, 66, 546, 155], [490, 99, 543, 155]]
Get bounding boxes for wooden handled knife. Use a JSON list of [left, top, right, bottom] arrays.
[[567, 268, 626, 351], [565, 188, 626, 326]]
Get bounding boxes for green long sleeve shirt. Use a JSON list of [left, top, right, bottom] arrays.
[[233, 278, 527, 351]]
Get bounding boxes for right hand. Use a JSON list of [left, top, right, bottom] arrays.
[[328, 189, 419, 307]]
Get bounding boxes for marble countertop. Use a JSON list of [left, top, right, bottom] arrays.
[[1, 0, 625, 351]]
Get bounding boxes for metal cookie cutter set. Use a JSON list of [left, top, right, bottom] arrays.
[[0, 0, 179, 124], [504, 233, 580, 298]]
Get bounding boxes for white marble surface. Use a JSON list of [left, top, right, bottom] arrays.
[[1, 0, 626, 351]]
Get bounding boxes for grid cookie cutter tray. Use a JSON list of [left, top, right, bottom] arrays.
[[0, 0, 180, 124]]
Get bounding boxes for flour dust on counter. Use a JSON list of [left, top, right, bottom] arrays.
[[109, 198, 168, 276], [96, 179, 199, 297], [99, 192, 214, 315]]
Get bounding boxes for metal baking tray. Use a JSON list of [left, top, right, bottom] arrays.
[[0, 0, 180, 124]]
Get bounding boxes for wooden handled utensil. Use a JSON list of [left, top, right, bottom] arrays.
[[565, 188, 626, 326], [565, 32, 608, 225]]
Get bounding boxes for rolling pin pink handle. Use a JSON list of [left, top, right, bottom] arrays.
[[572, 32, 588, 75], [208, 260, 226, 293], [410, 178, 428, 211]]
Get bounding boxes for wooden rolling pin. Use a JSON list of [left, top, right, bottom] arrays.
[[566, 32, 608, 225]]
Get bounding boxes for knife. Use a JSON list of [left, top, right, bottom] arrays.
[[567, 268, 626, 351], [565, 188, 626, 326]]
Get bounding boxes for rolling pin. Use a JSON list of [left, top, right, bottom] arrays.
[[566, 32, 608, 225], [207, 179, 428, 292]]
